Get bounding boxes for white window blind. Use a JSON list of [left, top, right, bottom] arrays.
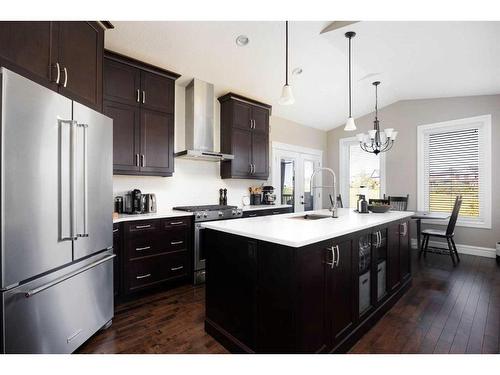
[[417, 115, 491, 229]]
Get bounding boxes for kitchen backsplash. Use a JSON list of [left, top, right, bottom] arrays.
[[113, 158, 269, 211]]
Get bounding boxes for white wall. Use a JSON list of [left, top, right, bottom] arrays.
[[113, 84, 328, 210]]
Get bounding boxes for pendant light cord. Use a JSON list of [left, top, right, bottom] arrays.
[[348, 35, 352, 118], [375, 83, 378, 120], [285, 20, 289, 86]]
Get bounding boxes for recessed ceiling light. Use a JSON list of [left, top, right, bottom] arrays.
[[235, 35, 249, 47], [292, 67, 303, 76]]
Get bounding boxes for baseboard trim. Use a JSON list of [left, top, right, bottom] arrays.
[[411, 238, 496, 259]]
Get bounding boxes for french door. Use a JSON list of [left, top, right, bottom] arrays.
[[272, 144, 323, 213]]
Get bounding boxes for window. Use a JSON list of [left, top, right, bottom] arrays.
[[417, 115, 491, 229], [340, 137, 385, 208]]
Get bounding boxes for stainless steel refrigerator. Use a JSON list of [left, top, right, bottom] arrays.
[[0, 68, 114, 353]]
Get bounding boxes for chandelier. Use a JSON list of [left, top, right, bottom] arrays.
[[357, 81, 398, 155]]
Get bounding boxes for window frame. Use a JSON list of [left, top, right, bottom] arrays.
[[417, 114, 492, 229], [339, 136, 386, 208]]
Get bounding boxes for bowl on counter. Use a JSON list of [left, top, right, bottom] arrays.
[[368, 205, 391, 213]]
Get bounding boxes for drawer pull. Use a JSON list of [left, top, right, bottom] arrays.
[[67, 329, 83, 343], [169, 221, 184, 225], [248, 213, 258, 217], [113, 228, 119, 233], [171, 240, 184, 245], [272, 211, 280, 214], [171, 266, 184, 271], [135, 224, 151, 229], [136, 273, 151, 280], [135, 246, 151, 251]]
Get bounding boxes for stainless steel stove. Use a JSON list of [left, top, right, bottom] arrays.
[[173, 204, 243, 284]]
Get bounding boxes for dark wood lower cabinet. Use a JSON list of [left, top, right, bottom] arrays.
[[204, 218, 412, 353], [113, 216, 193, 300]]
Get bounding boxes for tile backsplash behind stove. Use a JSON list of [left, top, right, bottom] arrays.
[[113, 158, 268, 212]]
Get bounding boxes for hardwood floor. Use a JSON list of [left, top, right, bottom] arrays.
[[78, 251, 500, 354]]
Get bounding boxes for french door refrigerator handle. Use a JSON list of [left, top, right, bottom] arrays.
[[77, 123, 89, 237], [23, 254, 116, 298], [59, 119, 78, 241]]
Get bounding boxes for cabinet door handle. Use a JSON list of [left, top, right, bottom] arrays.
[[141, 154, 145, 167], [63, 67, 68, 88], [171, 266, 184, 271], [142, 90, 146, 104], [135, 246, 151, 251], [135, 224, 151, 229], [136, 273, 151, 280], [52, 62, 61, 84], [335, 245, 340, 267], [325, 246, 335, 269], [136, 89, 140, 103], [113, 228, 119, 233], [400, 222, 407, 237], [171, 240, 183, 245], [135, 153, 140, 167], [169, 221, 184, 225]]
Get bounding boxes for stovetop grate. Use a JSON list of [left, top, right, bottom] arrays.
[[173, 204, 237, 212]]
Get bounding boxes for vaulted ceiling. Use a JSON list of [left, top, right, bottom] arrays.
[[105, 21, 500, 130]]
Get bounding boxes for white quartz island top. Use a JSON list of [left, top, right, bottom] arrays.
[[201, 208, 414, 248], [113, 209, 193, 223]]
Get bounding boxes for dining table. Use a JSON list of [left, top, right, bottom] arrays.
[[411, 211, 451, 251]]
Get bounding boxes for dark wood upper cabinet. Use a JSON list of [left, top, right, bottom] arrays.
[[140, 110, 174, 175], [0, 21, 106, 111], [57, 22, 104, 111], [103, 100, 140, 173], [140, 70, 175, 113], [0, 22, 58, 91], [103, 50, 180, 177], [218, 93, 272, 180], [103, 58, 141, 106]]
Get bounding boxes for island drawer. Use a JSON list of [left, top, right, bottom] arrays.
[[126, 251, 189, 292]]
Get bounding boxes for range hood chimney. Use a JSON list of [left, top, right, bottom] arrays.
[[175, 79, 234, 162]]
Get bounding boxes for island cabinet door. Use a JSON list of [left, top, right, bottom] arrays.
[[293, 242, 329, 353], [326, 238, 356, 347], [399, 221, 411, 282], [387, 222, 402, 292]]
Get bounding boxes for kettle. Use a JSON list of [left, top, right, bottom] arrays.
[[357, 194, 369, 214]]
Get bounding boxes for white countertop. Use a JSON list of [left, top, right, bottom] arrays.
[[241, 204, 292, 212], [113, 209, 193, 223], [201, 208, 414, 248]]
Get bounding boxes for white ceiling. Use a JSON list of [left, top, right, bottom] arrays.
[[105, 21, 500, 131]]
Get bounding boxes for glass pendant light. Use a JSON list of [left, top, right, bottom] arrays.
[[344, 31, 356, 131], [279, 21, 295, 105]]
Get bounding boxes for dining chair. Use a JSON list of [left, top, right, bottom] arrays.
[[336, 194, 343, 208], [387, 194, 409, 211], [419, 195, 462, 266]]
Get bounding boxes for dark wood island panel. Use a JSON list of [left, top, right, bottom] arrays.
[[204, 218, 412, 353]]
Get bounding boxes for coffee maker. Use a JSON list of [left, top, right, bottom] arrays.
[[262, 186, 276, 205], [124, 189, 143, 214]]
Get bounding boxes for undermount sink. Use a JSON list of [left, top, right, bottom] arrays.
[[289, 214, 332, 220]]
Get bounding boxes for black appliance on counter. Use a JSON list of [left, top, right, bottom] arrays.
[[123, 189, 143, 214], [262, 186, 276, 205], [173, 204, 243, 284]]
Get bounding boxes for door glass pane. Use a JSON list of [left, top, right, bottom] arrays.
[[303, 160, 315, 211], [280, 159, 295, 210], [349, 145, 381, 207]]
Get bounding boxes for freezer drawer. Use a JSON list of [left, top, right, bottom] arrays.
[[359, 271, 371, 316], [377, 261, 387, 301], [2, 253, 114, 354]]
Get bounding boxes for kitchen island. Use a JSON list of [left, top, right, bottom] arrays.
[[201, 208, 414, 353]]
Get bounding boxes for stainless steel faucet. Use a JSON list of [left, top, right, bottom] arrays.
[[310, 167, 338, 218]]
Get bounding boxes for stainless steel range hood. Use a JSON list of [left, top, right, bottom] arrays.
[[175, 79, 234, 162]]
